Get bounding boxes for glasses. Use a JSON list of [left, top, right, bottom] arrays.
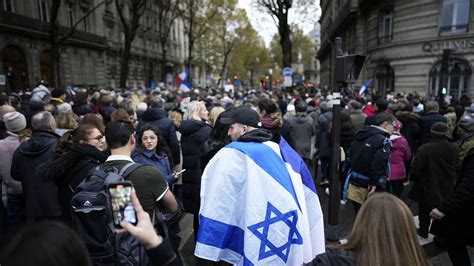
[[88, 135, 104, 141]]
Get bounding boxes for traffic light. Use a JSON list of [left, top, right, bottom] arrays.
[[335, 54, 366, 84]]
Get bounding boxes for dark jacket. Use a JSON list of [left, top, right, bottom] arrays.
[[431, 148, 474, 244], [10, 130, 61, 220], [310, 247, 357, 266], [99, 105, 116, 123], [316, 111, 333, 157], [395, 111, 421, 154], [287, 113, 315, 159], [178, 119, 211, 214], [72, 101, 93, 116], [139, 108, 181, 166], [418, 112, 447, 146], [348, 126, 391, 188], [44, 143, 107, 224], [408, 137, 459, 206]]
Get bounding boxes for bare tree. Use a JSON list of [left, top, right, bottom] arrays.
[[48, 0, 109, 87], [156, 0, 181, 83], [115, 0, 148, 88], [181, 0, 218, 82]]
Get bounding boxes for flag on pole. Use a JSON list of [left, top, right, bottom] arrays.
[[359, 79, 372, 95], [176, 69, 191, 92], [195, 138, 325, 265]]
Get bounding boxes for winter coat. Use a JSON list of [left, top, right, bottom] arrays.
[[316, 111, 332, 157], [139, 108, 181, 166], [395, 111, 421, 154], [431, 147, 474, 245], [418, 112, 447, 146], [178, 119, 211, 214], [310, 247, 357, 265], [348, 126, 391, 188], [99, 105, 116, 123], [44, 143, 107, 224], [10, 130, 61, 220], [350, 110, 366, 133], [0, 133, 23, 195], [388, 134, 412, 181], [72, 101, 93, 117], [408, 137, 459, 206], [133, 150, 175, 185], [287, 113, 315, 159]]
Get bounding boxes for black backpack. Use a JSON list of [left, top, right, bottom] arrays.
[[70, 162, 147, 266]]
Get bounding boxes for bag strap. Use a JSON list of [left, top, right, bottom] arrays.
[[119, 162, 143, 178]]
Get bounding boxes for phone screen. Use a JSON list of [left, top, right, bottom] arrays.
[[109, 183, 137, 227]]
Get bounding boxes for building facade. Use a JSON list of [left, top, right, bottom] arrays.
[[318, 0, 474, 99], [0, 0, 187, 90]]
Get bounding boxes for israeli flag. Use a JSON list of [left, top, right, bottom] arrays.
[[195, 138, 325, 265], [359, 79, 372, 95]]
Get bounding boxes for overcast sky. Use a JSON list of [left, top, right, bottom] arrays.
[[237, 0, 321, 46]]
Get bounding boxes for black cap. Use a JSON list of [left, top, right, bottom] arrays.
[[220, 107, 261, 128]]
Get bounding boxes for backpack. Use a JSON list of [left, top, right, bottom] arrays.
[[70, 162, 147, 266]]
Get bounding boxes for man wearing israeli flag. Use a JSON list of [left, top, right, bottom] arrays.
[[195, 107, 325, 265]]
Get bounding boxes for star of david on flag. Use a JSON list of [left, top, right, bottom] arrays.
[[248, 202, 303, 263], [195, 139, 325, 265]]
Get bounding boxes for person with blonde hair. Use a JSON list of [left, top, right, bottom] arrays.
[[312, 193, 430, 266], [178, 100, 211, 240], [208, 106, 225, 127], [55, 111, 78, 136]]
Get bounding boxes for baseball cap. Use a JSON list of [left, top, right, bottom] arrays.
[[220, 107, 261, 128]]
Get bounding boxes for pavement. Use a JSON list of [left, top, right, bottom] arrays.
[[175, 162, 474, 265]]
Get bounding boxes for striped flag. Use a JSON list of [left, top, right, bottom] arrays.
[[359, 79, 372, 95], [195, 138, 325, 265], [176, 69, 191, 92]]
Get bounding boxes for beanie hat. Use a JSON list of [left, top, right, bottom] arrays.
[[51, 88, 66, 98], [458, 114, 474, 132], [3, 111, 27, 133], [431, 122, 450, 138]]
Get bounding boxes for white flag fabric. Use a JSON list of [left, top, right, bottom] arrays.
[[195, 138, 325, 265]]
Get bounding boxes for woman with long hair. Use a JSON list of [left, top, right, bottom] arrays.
[[178, 101, 211, 240], [43, 124, 107, 224], [312, 193, 430, 266], [132, 124, 177, 186]]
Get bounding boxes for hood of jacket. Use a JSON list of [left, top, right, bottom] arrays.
[[47, 143, 107, 184], [142, 108, 168, 122], [178, 119, 209, 136], [238, 128, 273, 143], [18, 130, 59, 157], [355, 125, 389, 141], [292, 113, 311, 124]]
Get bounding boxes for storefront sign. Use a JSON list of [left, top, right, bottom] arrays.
[[423, 39, 474, 52]]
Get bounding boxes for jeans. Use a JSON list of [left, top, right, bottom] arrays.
[[418, 203, 432, 236], [6, 193, 25, 232], [320, 156, 330, 181]]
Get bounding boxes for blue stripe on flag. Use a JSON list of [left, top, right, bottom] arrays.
[[198, 215, 254, 264], [279, 137, 317, 194], [227, 141, 301, 210]]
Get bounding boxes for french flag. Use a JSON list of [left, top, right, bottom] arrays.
[[359, 79, 372, 95], [176, 70, 191, 92]]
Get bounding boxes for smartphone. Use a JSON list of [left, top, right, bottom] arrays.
[[108, 181, 137, 228]]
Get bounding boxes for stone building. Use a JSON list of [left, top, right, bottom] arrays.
[[318, 0, 474, 99], [0, 0, 187, 91]]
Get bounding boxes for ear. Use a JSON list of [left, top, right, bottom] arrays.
[[130, 134, 136, 146]]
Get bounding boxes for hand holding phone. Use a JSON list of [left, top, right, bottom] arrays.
[[108, 181, 137, 228]]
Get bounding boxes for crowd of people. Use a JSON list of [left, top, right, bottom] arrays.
[[0, 82, 472, 265]]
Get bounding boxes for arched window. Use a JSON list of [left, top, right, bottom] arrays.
[[429, 59, 471, 99], [375, 64, 394, 96]]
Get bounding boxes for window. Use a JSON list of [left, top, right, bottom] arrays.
[[37, 0, 48, 22], [439, 0, 470, 33], [66, 4, 74, 27], [379, 7, 393, 44], [81, 7, 89, 32], [375, 64, 395, 96], [1, 0, 14, 12], [430, 59, 471, 99]]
